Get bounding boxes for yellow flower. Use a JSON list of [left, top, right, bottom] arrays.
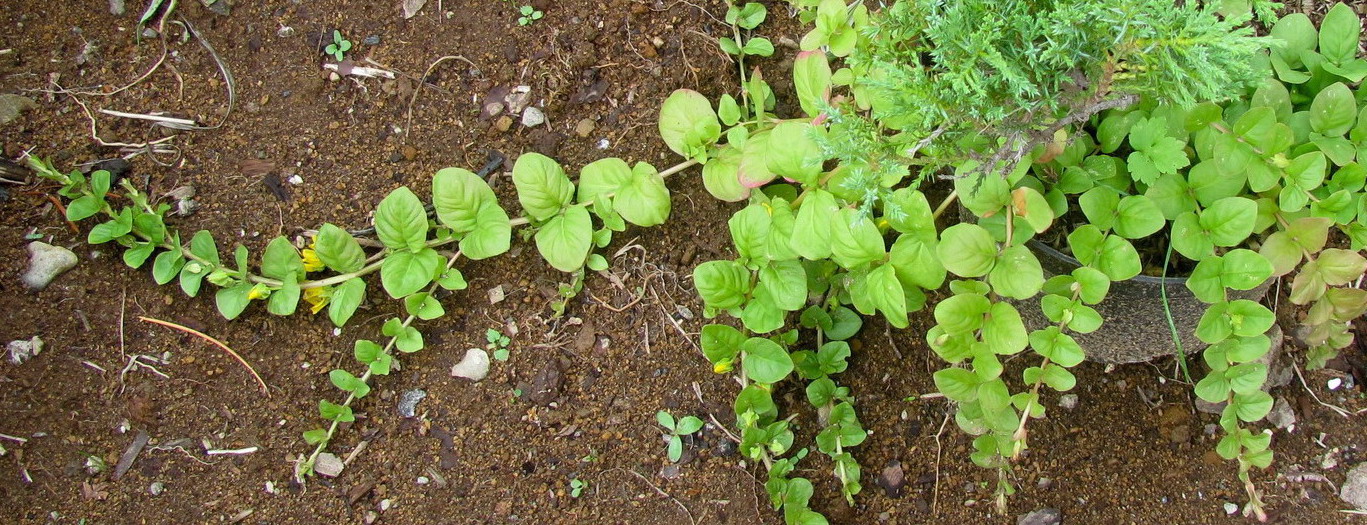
[[303, 286, 331, 315], [713, 360, 734, 374], [301, 248, 325, 273], [247, 283, 272, 300]]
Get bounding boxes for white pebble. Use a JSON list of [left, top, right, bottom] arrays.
[[1328, 378, 1343, 390], [451, 348, 490, 382]]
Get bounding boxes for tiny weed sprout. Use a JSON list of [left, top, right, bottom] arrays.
[[655, 410, 704, 462], [517, 5, 543, 26], [324, 30, 352, 61], [569, 478, 587, 498], [486, 328, 511, 361]]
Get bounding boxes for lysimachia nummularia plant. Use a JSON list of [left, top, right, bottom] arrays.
[[664, 0, 1354, 521], [27, 144, 688, 480]]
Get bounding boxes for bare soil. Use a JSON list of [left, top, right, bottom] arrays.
[[1, 1, 1364, 524]]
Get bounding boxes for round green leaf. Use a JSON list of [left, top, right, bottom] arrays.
[[937, 223, 996, 278], [741, 337, 793, 384], [513, 153, 574, 222], [374, 187, 429, 252], [534, 206, 593, 272]]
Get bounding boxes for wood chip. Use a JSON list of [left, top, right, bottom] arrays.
[[112, 430, 150, 481]]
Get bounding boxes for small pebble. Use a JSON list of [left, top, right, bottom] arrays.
[[314, 453, 345, 477], [416, 476, 430, 485], [21, 242, 78, 291], [362, 35, 381, 46], [7, 336, 44, 365], [149, 481, 164, 495], [451, 348, 490, 382], [1327, 378, 1343, 390], [1223, 502, 1238, 515], [288, 174, 304, 185], [521, 107, 545, 128], [277, 25, 296, 38], [397, 389, 427, 418], [1058, 394, 1078, 410]]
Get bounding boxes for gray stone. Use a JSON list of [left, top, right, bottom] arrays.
[[1342, 463, 1367, 511], [450, 348, 490, 381], [521, 107, 545, 128], [397, 389, 426, 418], [1017, 507, 1062, 525], [1266, 397, 1296, 430], [22, 242, 78, 291], [109, 0, 125, 15], [314, 452, 344, 477], [1058, 394, 1078, 410], [0, 94, 37, 126]]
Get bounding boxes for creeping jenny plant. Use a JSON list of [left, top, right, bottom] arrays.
[[664, 0, 1363, 522], [27, 142, 696, 481]]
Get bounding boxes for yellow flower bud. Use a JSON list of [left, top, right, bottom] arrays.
[[247, 283, 272, 300], [713, 360, 734, 374], [301, 249, 325, 273]]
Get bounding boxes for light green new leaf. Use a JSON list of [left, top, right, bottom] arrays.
[[693, 260, 751, 310], [1220, 249, 1273, 290], [790, 189, 838, 260], [328, 277, 366, 327], [793, 50, 832, 118], [863, 264, 908, 328], [830, 208, 885, 269], [729, 204, 771, 263], [742, 337, 793, 384], [933, 368, 980, 403], [267, 274, 300, 316], [513, 153, 574, 222], [614, 162, 671, 227], [937, 223, 996, 278], [374, 187, 429, 252], [315, 223, 366, 273], [756, 260, 807, 312], [1029, 327, 1085, 367], [1311, 83, 1355, 137], [701, 324, 745, 365], [576, 158, 632, 205], [988, 245, 1043, 299], [702, 147, 748, 202], [889, 233, 945, 290], [1202, 197, 1258, 247], [404, 292, 446, 320], [431, 167, 511, 260], [982, 302, 1027, 355], [535, 206, 593, 272], [1320, 4, 1361, 63], [215, 282, 253, 320], [765, 122, 824, 184], [380, 247, 440, 298], [658, 89, 721, 162], [1113, 195, 1164, 239], [261, 236, 304, 281]]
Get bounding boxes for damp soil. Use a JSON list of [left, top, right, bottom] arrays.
[[1, 1, 1366, 524]]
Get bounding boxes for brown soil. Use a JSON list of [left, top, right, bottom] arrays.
[[1, 1, 1364, 524]]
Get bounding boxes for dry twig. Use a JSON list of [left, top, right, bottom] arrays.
[[137, 316, 269, 396]]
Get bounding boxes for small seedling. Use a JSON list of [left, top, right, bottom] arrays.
[[656, 410, 704, 462], [325, 30, 352, 61], [580, 448, 599, 463], [569, 477, 587, 498], [486, 328, 511, 361], [517, 5, 543, 26]]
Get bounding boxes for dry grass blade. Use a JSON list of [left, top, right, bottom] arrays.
[[180, 18, 235, 129], [138, 316, 269, 396]]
